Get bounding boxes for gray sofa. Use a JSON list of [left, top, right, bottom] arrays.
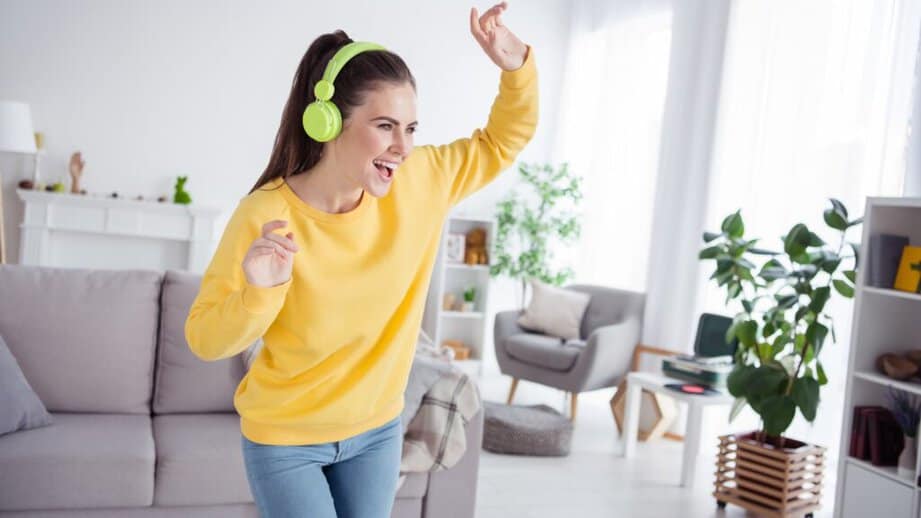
[[494, 284, 645, 419], [0, 265, 482, 517]]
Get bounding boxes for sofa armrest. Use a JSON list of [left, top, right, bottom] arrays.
[[422, 408, 483, 518], [493, 310, 526, 350], [570, 316, 642, 392]]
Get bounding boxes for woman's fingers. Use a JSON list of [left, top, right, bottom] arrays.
[[470, 7, 487, 43], [261, 232, 298, 253], [252, 243, 289, 259], [261, 220, 287, 237], [479, 2, 506, 30]]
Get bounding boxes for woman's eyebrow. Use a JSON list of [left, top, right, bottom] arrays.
[[371, 116, 419, 126]]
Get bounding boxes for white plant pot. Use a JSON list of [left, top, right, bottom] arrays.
[[899, 435, 916, 479], [461, 302, 475, 312]]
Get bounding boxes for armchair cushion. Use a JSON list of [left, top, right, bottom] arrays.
[[518, 280, 592, 340], [505, 334, 584, 372]]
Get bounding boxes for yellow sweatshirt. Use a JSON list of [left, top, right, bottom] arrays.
[[185, 49, 538, 445]]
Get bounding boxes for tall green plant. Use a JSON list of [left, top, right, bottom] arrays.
[[491, 162, 582, 307], [699, 199, 862, 440]]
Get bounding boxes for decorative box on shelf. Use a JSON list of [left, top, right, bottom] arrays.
[[16, 189, 220, 272]]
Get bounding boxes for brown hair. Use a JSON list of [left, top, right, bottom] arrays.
[[249, 31, 416, 194]]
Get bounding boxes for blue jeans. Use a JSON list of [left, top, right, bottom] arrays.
[[241, 416, 403, 518]]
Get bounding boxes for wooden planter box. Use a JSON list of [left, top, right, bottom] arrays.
[[714, 432, 825, 518]]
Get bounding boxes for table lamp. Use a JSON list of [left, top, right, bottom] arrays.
[[0, 100, 38, 263]]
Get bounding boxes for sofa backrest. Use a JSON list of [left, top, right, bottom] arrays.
[[0, 265, 161, 414], [153, 270, 245, 414], [568, 284, 645, 340]]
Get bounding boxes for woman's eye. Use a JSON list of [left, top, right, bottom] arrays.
[[378, 123, 393, 130], [408, 127, 417, 134]]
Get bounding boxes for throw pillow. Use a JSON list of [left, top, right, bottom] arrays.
[[517, 280, 591, 340], [0, 333, 53, 436]]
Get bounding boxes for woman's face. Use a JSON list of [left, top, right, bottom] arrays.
[[332, 82, 417, 198]]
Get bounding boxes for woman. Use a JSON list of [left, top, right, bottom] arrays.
[[185, 3, 537, 517]]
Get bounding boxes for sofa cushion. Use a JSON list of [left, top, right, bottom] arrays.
[[152, 414, 252, 506], [0, 265, 161, 414], [505, 333, 583, 371], [0, 413, 155, 511], [152, 413, 428, 505], [0, 332, 53, 436], [153, 270, 246, 414]]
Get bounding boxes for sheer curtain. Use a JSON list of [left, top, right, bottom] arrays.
[[552, 0, 675, 293], [702, 0, 921, 456]]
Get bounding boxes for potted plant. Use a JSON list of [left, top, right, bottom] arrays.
[[462, 286, 477, 312], [700, 199, 862, 516], [491, 162, 582, 308]]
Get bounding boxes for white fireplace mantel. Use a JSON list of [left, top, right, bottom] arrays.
[[16, 189, 221, 272]]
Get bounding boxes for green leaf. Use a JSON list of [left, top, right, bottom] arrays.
[[761, 395, 797, 436], [722, 211, 744, 239], [833, 279, 855, 298], [784, 224, 810, 257], [703, 231, 722, 243], [806, 322, 829, 354], [736, 320, 758, 347], [848, 217, 864, 228], [844, 270, 857, 283], [758, 343, 773, 362], [792, 377, 820, 422], [830, 198, 849, 219], [699, 246, 722, 259], [729, 397, 747, 423], [849, 242, 861, 270], [809, 286, 831, 314], [748, 366, 788, 397], [776, 294, 798, 309], [727, 365, 756, 398], [817, 362, 828, 385], [823, 208, 848, 231]]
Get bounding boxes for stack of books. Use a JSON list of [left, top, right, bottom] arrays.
[[849, 405, 904, 466]]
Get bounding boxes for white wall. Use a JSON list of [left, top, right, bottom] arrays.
[[0, 0, 570, 262]]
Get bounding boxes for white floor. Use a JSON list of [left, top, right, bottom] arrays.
[[473, 373, 836, 518]]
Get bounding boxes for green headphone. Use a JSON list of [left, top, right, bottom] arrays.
[[302, 41, 386, 142]]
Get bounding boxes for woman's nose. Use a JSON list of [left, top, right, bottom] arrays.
[[390, 131, 411, 155]]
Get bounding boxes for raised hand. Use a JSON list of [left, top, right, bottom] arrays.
[[470, 2, 529, 71], [242, 220, 299, 288]]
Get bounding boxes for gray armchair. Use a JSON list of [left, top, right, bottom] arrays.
[[493, 284, 645, 421]]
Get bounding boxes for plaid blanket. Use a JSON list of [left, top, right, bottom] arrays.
[[397, 353, 481, 488]]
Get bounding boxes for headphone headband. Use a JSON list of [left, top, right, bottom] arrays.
[[314, 41, 386, 101]]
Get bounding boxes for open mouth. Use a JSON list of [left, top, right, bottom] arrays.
[[372, 159, 398, 181]]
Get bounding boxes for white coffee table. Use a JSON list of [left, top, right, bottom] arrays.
[[620, 371, 734, 487]]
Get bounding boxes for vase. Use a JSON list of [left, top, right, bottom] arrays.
[[898, 435, 916, 479]]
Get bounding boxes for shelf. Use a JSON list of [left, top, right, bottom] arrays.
[[445, 262, 490, 272], [862, 286, 921, 303], [854, 370, 921, 397], [845, 457, 915, 489], [441, 311, 485, 319]]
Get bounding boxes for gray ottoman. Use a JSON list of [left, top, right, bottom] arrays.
[[482, 401, 573, 456]]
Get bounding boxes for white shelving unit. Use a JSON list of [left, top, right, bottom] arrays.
[[837, 197, 921, 518], [422, 214, 496, 379]]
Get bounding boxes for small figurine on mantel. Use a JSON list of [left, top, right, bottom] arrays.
[[69, 152, 85, 194], [173, 176, 192, 205]]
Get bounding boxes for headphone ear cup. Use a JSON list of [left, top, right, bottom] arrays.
[[303, 101, 342, 142]]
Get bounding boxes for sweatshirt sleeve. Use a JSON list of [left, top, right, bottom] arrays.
[[184, 198, 291, 361], [421, 47, 539, 207]]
